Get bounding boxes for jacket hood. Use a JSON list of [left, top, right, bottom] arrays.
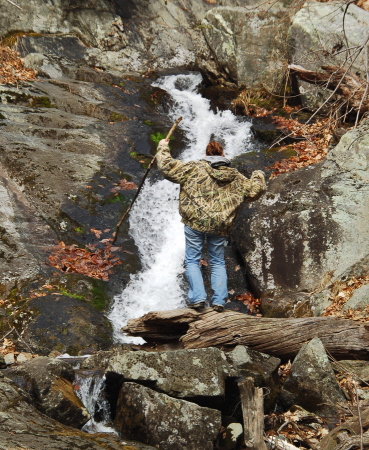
[[202, 156, 231, 168], [202, 161, 237, 183]]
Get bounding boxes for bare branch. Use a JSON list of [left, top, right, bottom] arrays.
[[5, 0, 22, 10]]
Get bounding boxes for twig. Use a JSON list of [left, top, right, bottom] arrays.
[[355, 45, 369, 128], [0, 327, 15, 342], [5, 0, 22, 9], [354, 382, 364, 450], [12, 326, 34, 355]]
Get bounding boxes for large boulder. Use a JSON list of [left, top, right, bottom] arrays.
[[3, 356, 90, 428], [289, 1, 369, 109], [202, 4, 291, 91], [280, 337, 345, 426], [0, 0, 225, 74], [107, 347, 235, 399], [232, 120, 369, 316], [115, 382, 222, 450]]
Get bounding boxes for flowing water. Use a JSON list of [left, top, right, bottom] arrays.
[[75, 370, 116, 434], [108, 73, 254, 343]]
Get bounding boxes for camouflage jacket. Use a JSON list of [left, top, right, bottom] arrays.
[[156, 140, 266, 236]]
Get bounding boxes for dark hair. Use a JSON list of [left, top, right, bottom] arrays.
[[206, 141, 224, 156]]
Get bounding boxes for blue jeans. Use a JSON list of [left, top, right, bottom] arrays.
[[184, 225, 228, 307]]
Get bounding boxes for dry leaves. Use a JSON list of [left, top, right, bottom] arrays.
[[265, 407, 329, 449], [0, 45, 37, 84], [110, 179, 138, 193], [236, 291, 261, 314], [322, 275, 369, 321], [0, 338, 15, 356], [269, 117, 334, 178], [48, 241, 122, 281]]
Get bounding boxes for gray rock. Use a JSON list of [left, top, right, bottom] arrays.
[[115, 382, 222, 450], [232, 120, 369, 316], [333, 360, 369, 384], [281, 338, 345, 424], [289, 1, 369, 78], [107, 347, 235, 399], [3, 356, 90, 428], [0, 376, 148, 449], [289, 1, 369, 109], [219, 422, 243, 450], [202, 5, 290, 90], [226, 345, 281, 410], [23, 53, 64, 79], [0, 0, 126, 51], [342, 284, 369, 311], [3, 353, 14, 365]]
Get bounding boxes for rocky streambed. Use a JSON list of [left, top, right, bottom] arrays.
[[2, 338, 369, 449]]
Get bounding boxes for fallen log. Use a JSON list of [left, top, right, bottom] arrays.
[[123, 309, 369, 360], [289, 64, 369, 113]]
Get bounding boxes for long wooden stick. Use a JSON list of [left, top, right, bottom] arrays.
[[112, 117, 182, 243]]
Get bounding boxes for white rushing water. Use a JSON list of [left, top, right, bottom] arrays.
[[75, 371, 116, 434], [108, 73, 254, 343]]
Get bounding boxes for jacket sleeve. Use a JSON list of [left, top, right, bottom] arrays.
[[244, 170, 266, 199], [156, 139, 192, 184]]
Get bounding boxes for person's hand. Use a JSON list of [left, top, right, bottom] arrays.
[[159, 138, 168, 145]]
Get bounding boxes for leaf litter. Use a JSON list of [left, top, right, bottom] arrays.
[[48, 241, 122, 281]]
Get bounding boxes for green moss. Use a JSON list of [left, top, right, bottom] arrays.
[[107, 193, 124, 203], [90, 286, 109, 311], [59, 288, 84, 301], [143, 120, 153, 126], [74, 227, 84, 233], [0, 113, 6, 120], [109, 112, 129, 122], [30, 96, 55, 108]]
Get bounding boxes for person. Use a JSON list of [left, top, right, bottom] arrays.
[[156, 139, 266, 312]]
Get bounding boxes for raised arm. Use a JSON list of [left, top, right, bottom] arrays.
[[156, 139, 192, 184]]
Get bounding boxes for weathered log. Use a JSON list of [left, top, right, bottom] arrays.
[[123, 309, 369, 360], [289, 64, 369, 113], [238, 377, 267, 450]]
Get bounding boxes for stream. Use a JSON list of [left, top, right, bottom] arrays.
[[108, 72, 255, 344]]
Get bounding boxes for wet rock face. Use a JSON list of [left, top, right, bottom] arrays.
[[202, 4, 291, 90], [232, 120, 369, 316], [0, 375, 148, 449], [280, 338, 345, 427], [3, 356, 90, 428], [107, 347, 235, 399], [115, 382, 222, 450]]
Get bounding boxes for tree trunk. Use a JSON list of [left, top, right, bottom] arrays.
[[123, 309, 369, 360], [289, 64, 369, 113], [238, 377, 267, 450]]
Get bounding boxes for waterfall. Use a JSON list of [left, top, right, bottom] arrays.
[[108, 73, 254, 343], [75, 370, 116, 434]]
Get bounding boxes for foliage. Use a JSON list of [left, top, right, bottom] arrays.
[[235, 292, 262, 315], [268, 117, 334, 178], [323, 275, 369, 321], [48, 241, 122, 281], [232, 88, 277, 117], [150, 131, 167, 145], [0, 45, 37, 84]]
